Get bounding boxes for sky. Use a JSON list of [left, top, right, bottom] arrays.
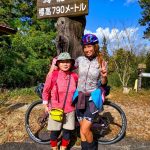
[[84, 0, 150, 53]]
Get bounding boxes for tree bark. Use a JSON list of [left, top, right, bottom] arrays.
[[55, 16, 86, 59]]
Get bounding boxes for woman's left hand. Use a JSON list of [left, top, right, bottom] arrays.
[[48, 57, 58, 73]]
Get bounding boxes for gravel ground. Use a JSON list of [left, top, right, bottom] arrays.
[[0, 88, 150, 149]]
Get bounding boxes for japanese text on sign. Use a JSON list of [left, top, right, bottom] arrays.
[[37, 0, 88, 19]]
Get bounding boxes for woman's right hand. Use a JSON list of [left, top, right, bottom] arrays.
[[101, 61, 108, 77]]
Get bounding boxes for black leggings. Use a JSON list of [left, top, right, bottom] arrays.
[[50, 129, 71, 140]]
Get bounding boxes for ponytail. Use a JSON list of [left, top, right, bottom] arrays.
[[94, 44, 103, 68]]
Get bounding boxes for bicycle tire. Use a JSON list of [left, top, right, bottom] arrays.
[[25, 100, 127, 145], [93, 100, 127, 145], [25, 100, 50, 144]]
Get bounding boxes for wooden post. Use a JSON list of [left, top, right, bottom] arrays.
[[138, 74, 142, 90], [137, 64, 146, 90], [134, 79, 138, 92]]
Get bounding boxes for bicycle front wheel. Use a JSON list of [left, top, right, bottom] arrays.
[[25, 100, 50, 144], [93, 100, 127, 145]]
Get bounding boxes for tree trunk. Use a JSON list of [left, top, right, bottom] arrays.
[[55, 16, 86, 59], [123, 86, 131, 94]]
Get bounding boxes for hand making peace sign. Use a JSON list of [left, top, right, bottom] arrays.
[[101, 60, 108, 77]]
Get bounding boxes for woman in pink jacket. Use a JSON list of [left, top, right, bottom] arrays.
[[42, 52, 78, 150]]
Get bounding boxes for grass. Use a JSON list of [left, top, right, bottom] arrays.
[[0, 87, 39, 105]]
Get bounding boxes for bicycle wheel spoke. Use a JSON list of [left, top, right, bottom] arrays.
[[25, 100, 50, 144], [102, 105, 121, 140], [94, 101, 127, 144]]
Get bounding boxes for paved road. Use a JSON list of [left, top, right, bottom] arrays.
[[1, 138, 150, 150]]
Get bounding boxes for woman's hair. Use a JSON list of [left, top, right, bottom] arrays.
[[94, 44, 103, 68]]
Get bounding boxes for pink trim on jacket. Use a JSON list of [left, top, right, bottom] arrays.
[[42, 70, 78, 113]]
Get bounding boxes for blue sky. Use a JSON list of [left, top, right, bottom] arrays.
[[85, 0, 150, 53], [86, 0, 141, 31]]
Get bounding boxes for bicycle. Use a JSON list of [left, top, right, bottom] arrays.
[[25, 84, 127, 145]]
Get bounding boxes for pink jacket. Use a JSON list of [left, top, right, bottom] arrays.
[[42, 70, 78, 113]]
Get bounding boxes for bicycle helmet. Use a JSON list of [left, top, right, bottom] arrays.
[[81, 34, 99, 45]]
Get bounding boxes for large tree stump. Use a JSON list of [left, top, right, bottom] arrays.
[[55, 16, 86, 59]]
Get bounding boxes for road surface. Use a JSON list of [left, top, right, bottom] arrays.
[[1, 138, 150, 150]]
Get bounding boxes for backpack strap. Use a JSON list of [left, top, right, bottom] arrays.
[[50, 70, 59, 90], [71, 72, 78, 86]]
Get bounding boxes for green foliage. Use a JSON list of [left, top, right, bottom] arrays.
[[138, 0, 150, 38], [108, 72, 122, 87], [108, 49, 150, 89], [0, 0, 57, 88], [0, 29, 56, 88], [0, 0, 149, 90], [109, 48, 137, 87], [8, 87, 35, 97], [142, 52, 150, 88], [145, 52, 150, 72]]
